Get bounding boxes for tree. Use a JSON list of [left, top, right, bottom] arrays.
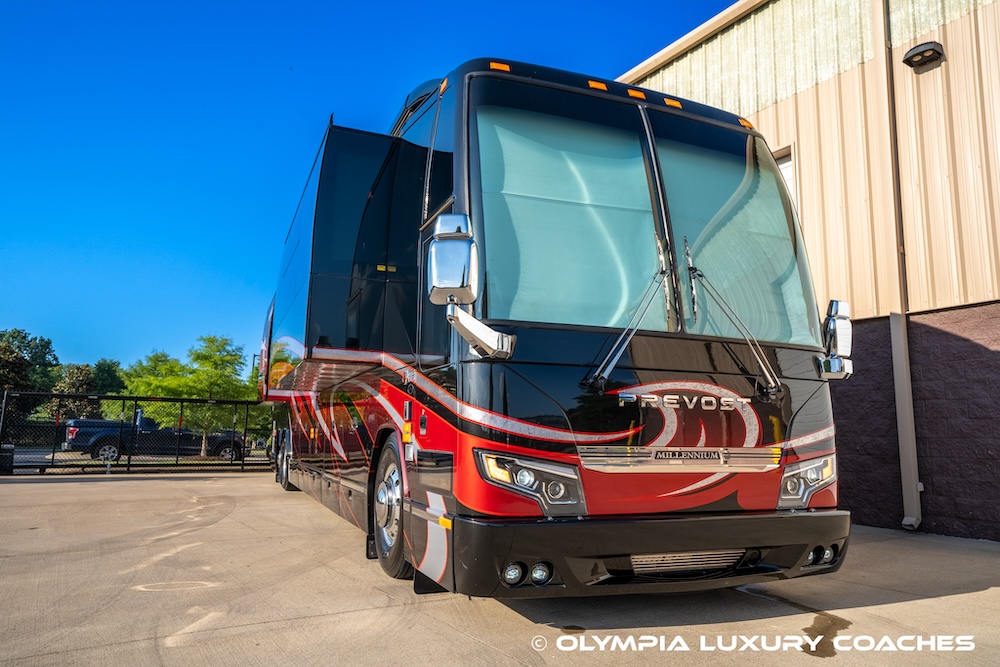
[[122, 352, 191, 397], [0, 342, 31, 392], [0, 342, 32, 424], [185, 336, 252, 455], [123, 337, 254, 455], [93, 359, 126, 395], [47, 365, 102, 420], [0, 329, 60, 392]]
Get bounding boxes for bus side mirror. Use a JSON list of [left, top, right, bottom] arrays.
[[817, 300, 854, 380], [427, 214, 478, 305]]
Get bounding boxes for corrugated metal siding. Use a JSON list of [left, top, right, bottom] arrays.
[[750, 54, 901, 319], [893, 0, 1000, 309], [636, 0, 873, 118], [890, 0, 997, 47]]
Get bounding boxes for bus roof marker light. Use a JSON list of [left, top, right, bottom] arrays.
[[489, 61, 511, 72], [739, 118, 754, 129], [627, 89, 646, 99], [588, 80, 608, 91], [439, 78, 448, 95], [664, 97, 682, 108]]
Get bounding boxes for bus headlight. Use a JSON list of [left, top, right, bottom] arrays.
[[778, 455, 837, 509], [475, 449, 587, 516]]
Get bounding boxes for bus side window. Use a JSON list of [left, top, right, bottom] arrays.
[[381, 102, 434, 356], [417, 88, 455, 367]]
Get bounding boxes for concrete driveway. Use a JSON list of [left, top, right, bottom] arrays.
[[0, 474, 997, 665]]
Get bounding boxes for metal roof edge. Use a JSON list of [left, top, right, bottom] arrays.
[[617, 0, 774, 84]]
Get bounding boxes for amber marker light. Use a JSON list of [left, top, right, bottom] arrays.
[[739, 118, 754, 129], [588, 80, 608, 91], [664, 97, 682, 108], [627, 89, 646, 99], [489, 61, 511, 72], [484, 455, 512, 484], [439, 78, 448, 94]]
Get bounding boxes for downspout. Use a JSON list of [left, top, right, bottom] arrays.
[[877, 0, 922, 529]]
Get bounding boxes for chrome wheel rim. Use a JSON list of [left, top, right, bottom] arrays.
[[375, 462, 401, 548]]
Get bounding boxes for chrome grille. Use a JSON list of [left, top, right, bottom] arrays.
[[630, 549, 745, 574]]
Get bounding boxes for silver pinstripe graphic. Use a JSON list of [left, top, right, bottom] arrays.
[[311, 348, 639, 444]]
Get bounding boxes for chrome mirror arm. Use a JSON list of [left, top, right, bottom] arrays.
[[446, 302, 515, 360]]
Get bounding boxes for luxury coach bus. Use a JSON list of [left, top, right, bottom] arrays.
[[259, 58, 855, 598]]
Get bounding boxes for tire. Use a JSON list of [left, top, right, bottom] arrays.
[[372, 435, 413, 579], [92, 441, 121, 462], [214, 444, 238, 461], [278, 440, 299, 492]]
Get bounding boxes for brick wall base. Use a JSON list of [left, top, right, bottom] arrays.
[[830, 302, 1000, 541]]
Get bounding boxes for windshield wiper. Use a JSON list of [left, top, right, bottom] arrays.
[[684, 237, 698, 324], [685, 251, 781, 400], [588, 241, 668, 389]]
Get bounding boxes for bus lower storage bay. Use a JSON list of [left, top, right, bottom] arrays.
[[259, 58, 856, 598]]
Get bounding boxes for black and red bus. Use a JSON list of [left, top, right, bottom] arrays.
[[259, 58, 855, 598]]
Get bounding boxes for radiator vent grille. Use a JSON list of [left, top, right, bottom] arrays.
[[630, 549, 745, 574]]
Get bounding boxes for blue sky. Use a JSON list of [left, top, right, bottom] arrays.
[[1, 0, 733, 372]]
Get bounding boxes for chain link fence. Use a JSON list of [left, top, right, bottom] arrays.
[[0, 391, 276, 474]]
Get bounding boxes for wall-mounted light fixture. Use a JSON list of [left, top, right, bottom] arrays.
[[902, 41, 945, 69]]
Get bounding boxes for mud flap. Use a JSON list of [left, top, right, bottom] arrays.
[[413, 569, 448, 594]]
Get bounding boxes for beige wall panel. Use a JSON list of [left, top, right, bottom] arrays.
[[749, 58, 900, 319], [889, 0, 997, 47], [980, 2, 1000, 295], [948, 5, 1000, 303], [816, 74, 857, 308], [838, 66, 881, 316], [893, 2, 1000, 310]]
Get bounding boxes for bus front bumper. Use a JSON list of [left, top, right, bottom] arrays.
[[450, 509, 850, 598]]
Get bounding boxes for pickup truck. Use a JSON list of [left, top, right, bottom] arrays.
[[63, 417, 244, 461]]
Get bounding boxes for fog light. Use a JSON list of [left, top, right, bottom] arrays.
[[821, 548, 834, 564], [502, 562, 525, 585], [529, 562, 552, 585], [515, 468, 535, 487], [806, 549, 817, 565], [546, 481, 566, 500], [810, 546, 826, 565]]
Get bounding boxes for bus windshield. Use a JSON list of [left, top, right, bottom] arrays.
[[470, 77, 821, 348], [471, 78, 672, 332], [649, 110, 822, 347]]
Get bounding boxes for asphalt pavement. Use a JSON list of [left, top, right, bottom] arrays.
[[0, 473, 997, 666]]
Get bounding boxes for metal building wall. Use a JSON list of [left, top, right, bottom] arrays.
[[892, 0, 1000, 310], [635, 0, 873, 120]]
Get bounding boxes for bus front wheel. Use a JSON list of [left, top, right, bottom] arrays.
[[372, 435, 413, 580]]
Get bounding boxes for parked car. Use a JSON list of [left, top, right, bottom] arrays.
[[63, 418, 245, 461]]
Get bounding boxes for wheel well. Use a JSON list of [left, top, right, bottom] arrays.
[[91, 436, 120, 451]]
